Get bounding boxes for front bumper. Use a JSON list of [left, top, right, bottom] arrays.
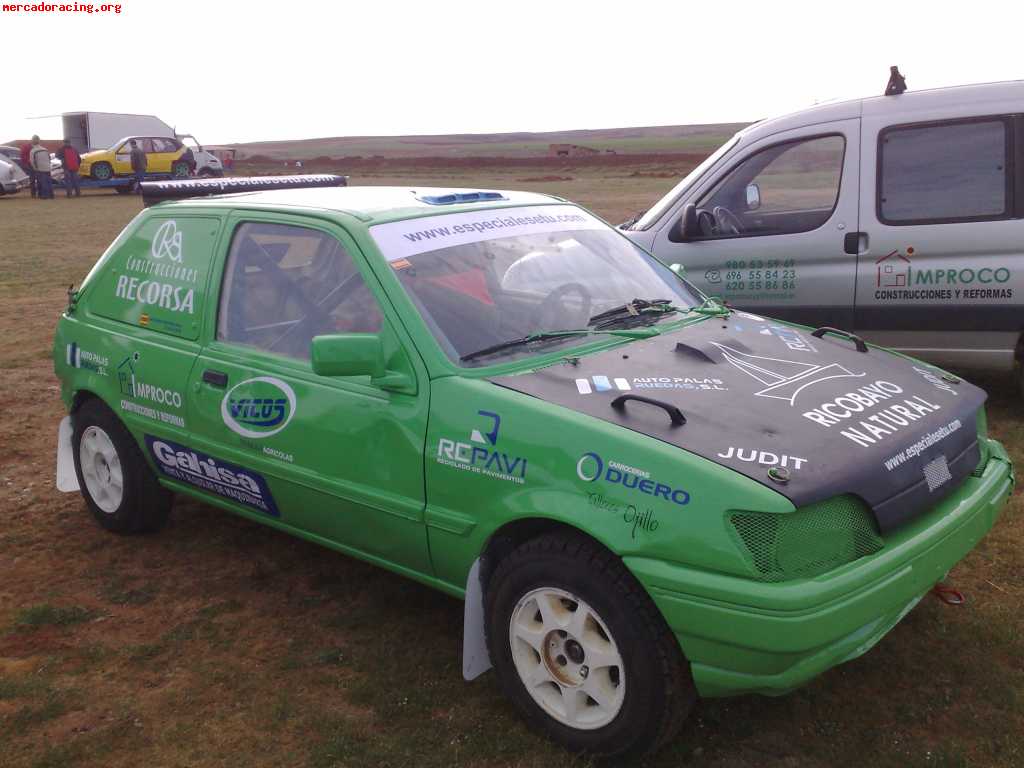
[[627, 438, 1014, 698]]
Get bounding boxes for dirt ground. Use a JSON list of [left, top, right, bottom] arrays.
[[0, 164, 1021, 768]]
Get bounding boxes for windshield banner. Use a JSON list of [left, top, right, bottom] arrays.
[[370, 205, 607, 261]]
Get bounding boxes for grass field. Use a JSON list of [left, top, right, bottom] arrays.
[[0, 162, 1021, 768], [229, 124, 746, 160]]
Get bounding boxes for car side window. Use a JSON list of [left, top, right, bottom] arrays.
[[217, 222, 383, 361], [152, 138, 175, 153], [878, 118, 1010, 224], [696, 135, 845, 239]]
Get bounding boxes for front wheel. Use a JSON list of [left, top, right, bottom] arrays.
[[485, 533, 695, 759], [72, 398, 172, 534], [90, 162, 113, 181]]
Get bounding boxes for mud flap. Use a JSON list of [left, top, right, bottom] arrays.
[[56, 416, 79, 492], [462, 558, 493, 680]]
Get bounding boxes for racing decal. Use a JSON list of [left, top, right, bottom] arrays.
[[717, 447, 807, 470], [117, 352, 185, 428], [576, 375, 726, 394], [912, 366, 960, 396], [436, 410, 527, 484], [586, 493, 660, 540], [221, 377, 297, 439], [65, 342, 109, 375], [575, 452, 690, 506], [801, 384, 943, 448], [882, 419, 962, 472], [758, 325, 816, 353], [113, 219, 200, 326], [370, 205, 606, 261], [872, 248, 1014, 302], [718, 258, 798, 302], [710, 342, 864, 405], [146, 436, 280, 517]]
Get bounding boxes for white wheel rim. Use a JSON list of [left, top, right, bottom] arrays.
[[509, 587, 625, 730], [79, 426, 124, 514]]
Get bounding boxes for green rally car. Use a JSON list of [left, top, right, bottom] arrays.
[[53, 175, 1015, 759]]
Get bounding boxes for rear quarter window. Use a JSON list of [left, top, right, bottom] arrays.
[[89, 214, 221, 340]]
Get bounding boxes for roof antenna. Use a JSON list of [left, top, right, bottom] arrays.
[[885, 66, 907, 96]]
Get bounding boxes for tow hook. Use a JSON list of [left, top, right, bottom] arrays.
[[930, 583, 965, 605]]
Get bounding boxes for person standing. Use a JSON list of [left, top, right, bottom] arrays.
[[19, 140, 37, 198], [57, 139, 82, 197], [129, 139, 147, 193], [30, 136, 53, 199]]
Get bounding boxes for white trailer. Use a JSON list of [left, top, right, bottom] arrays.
[[62, 111, 174, 153]]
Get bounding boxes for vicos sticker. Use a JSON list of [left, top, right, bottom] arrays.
[[221, 376, 297, 439]]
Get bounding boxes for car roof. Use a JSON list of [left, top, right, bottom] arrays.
[[739, 79, 1024, 139], [156, 186, 567, 224]]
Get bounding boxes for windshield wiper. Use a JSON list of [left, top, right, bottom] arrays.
[[587, 298, 679, 329], [687, 296, 731, 317], [460, 327, 658, 363]]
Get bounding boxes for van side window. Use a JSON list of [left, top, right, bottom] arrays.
[[878, 118, 1010, 225], [217, 222, 383, 361], [695, 134, 845, 238]]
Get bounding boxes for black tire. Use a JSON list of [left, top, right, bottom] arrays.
[[171, 160, 190, 179], [72, 398, 172, 534], [485, 532, 695, 759], [91, 162, 113, 181]]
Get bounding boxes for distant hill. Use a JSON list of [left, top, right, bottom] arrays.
[[229, 123, 748, 160]]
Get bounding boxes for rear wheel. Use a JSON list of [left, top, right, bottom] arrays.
[[485, 532, 695, 759], [171, 160, 190, 179], [72, 399, 172, 534], [91, 162, 113, 181]]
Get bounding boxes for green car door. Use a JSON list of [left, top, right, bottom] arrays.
[[178, 211, 433, 575]]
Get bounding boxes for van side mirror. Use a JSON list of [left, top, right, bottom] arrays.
[[311, 334, 385, 378], [669, 203, 700, 243], [745, 182, 761, 211]]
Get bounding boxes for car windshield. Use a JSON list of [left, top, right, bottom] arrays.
[[370, 204, 703, 365]]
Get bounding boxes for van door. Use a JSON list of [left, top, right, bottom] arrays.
[[178, 213, 432, 575], [650, 119, 861, 329], [856, 111, 1022, 371]]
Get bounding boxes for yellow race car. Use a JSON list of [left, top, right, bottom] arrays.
[[80, 136, 192, 181]]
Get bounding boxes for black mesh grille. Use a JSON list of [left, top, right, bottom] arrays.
[[730, 495, 884, 583]]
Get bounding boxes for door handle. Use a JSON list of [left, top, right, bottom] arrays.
[[202, 369, 229, 388], [843, 231, 868, 255]]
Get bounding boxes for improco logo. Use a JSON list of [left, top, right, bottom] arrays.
[[221, 377, 296, 439]]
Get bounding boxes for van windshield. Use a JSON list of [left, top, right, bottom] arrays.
[[371, 205, 702, 365], [632, 135, 740, 230]]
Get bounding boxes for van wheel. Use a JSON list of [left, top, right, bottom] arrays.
[[91, 162, 113, 181], [72, 399, 172, 534], [485, 533, 695, 759]]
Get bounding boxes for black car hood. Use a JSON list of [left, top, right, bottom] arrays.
[[491, 314, 985, 532]]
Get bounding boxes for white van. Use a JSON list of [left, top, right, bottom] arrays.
[[622, 79, 1024, 393]]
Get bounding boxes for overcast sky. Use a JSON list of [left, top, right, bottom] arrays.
[[2, 0, 1020, 145]]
